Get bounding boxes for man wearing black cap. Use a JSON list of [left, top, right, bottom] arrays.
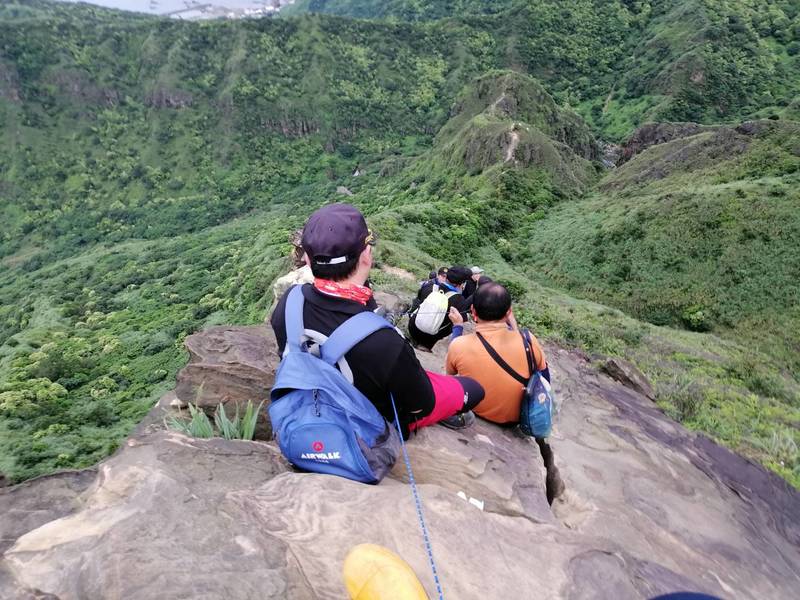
[[411, 266, 448, 313], [408, 265, 473, 351], [270, 204, 484, 437]]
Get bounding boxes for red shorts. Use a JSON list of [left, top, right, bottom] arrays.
[[409, 371, 465, 431]]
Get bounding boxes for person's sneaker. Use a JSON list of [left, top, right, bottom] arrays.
[[439, 411, 475, 430]]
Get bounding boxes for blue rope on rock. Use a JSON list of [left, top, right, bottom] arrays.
[[390, 394, 445, 600]]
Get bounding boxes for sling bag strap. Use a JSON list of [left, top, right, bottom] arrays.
[[475, 331, 528, 387], [520, 329, 538, 377]]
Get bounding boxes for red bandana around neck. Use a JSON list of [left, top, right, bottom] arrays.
[[313, 278, 373, 305]]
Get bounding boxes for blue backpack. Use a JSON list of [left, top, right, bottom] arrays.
[[475, 329, 554, 438], [518, 330, 554, 438], [268, 285, 401, 484]]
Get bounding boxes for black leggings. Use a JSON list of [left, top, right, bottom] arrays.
[[535, 437, 555, 469], [453, 375, 484, 413]]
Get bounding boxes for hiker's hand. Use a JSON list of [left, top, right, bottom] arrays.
[[449, 306, 464, 325], [505, 309, 518, 331]]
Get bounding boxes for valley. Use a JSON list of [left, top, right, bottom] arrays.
[[0, 0, 798, 489]]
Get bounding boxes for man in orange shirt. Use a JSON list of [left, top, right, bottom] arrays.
[[445, 283, 564, 504]]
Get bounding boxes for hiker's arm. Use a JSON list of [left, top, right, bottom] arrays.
[[452, 295, 471, 321], [448, 306, 464, 340], [445, 344, 459, 376]]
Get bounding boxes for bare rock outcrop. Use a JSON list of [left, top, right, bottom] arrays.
[[174, 325, 277, 437], [145, 87, 193, 109], [600, 356, 655, 400], [1, 325, 798, 599], [261, 118, 320, 137], [49, 69, 120, 107], [615, 119, 785, 171], [617, 122, 719, 165], [601, 121, 798, 190], [0, 61, 21, 103], [336, 185, 354, 196], [271, 265, 313, 307]]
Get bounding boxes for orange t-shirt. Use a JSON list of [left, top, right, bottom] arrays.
[[445, 322, 547, 424]]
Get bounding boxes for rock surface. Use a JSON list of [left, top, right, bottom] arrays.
[[0, 61, 21, 103], [336, 186, 354, 196], [145, 87, 193, 109], [174, 325, 277, 437], [605, 127, 752, 189], [617, 122, 719, 164], [50, 69, 119, 107], [600, 356, 655, 400], [1, 325, 799, 599], [614, 120, 785, 177]]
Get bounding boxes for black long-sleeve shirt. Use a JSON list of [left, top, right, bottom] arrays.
[[270, 284, 434, 437]]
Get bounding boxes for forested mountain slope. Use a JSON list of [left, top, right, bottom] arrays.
[[281, 0, 517, 20], [520, 121, 800, 365], [287, 0, 800, 138], [0, 0, 798, 488]]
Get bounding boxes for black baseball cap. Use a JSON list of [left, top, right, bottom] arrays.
[[301, 204, 373, 265]]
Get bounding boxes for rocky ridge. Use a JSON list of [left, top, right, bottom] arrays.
[[432, 71, 599, 195], [601, 119, 797, 190], [1, 314, 798, 599]]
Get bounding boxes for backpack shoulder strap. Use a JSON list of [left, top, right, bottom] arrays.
[[320, 311, 393, 366], [284, 285, 305, 352], [475, 331, 528, 386]]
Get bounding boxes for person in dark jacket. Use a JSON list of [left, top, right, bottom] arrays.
[[408, 265, 473, 351], [462, 266, 484, 299], [411, 267, 448, 313], [271, 204, 483, 436]]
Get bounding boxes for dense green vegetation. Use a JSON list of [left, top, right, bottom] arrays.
[[520, 121, 800, 366], [513, 122, 800, 485], [282, 0, 517, 20], [0, 0, 798, 486], [287, 0, 800, 138]]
